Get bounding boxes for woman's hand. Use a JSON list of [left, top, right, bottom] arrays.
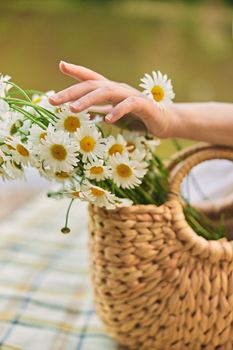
[[49, 61, 177, 138]]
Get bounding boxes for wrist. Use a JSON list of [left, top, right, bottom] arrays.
[[167, 102, 216, 141], [162, 104, 183, 139]]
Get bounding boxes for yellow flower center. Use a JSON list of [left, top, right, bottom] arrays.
[[55, 171, 70, 179], [109, 143, 124, 155], [91, 187, 105, 197], [32, 97, 42, 104], [116, 164, 132, 178], [55, 107, 62, 113], [151, 85, 164, 102], [90, 166, 104, 175], [39, 132, 47, 143], [16, 144, 29, 157], [80, 136, 96, 152], [70, 191, 80, 198], [126, 141, 136, 153], [50, 144, 67, 161], [70, 191, 80, 197], [64, 116, 80, 133]]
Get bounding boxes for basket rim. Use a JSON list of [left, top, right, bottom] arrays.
[[90, 200, 233, 262], [90, 145, 233, 262], [168, 199, 233, 262]]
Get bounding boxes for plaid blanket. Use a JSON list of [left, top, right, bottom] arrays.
[[0, 195, 121, 350]]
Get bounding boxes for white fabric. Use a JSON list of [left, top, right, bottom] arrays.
[[182, 160, 233, 204]]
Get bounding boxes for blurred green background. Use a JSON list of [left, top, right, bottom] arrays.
[[0, 0, 232, 157]]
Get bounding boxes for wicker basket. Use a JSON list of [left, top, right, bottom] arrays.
[[89, 145, 233, 350]]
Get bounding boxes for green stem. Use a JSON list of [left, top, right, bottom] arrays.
[[47, 191, 64, 198], [61, 199, 75, 234], [19, 130, 28, 137], [35, 105, 57, 122], [11, 105, 46, 130], [185, 211, 214, 240], [24, 89, 44, 95], [136, 185, 154, 204], [172, 138, 182, 151], [4, 97, 57, 124], [5, 81, 31, 102]]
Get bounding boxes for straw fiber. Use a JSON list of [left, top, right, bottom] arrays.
[[89, 145, 233, 349]]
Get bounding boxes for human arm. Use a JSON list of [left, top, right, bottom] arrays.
[[49, 61, 233, 146]]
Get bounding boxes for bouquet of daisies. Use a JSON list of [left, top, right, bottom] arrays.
[[0, 73, 225, 239]]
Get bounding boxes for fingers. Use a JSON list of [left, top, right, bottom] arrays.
[[88, 104, 113, 114], [70, 87, 122, 112], [59, 61, 108, 81], [49, 80, 108, 106], [105, 96, 146, 123], [88, 105, 113, 121]]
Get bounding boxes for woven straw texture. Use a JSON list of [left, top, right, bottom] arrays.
[[88, 145, 233, 350]]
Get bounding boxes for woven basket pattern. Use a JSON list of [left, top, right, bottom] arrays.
[[88, 146, 233, 350]]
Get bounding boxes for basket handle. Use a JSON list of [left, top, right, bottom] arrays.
[[168, 146, 233, 202], [166, 142, 210, 173]]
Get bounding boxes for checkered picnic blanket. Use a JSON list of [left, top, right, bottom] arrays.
[[0, 195, 121, 350]]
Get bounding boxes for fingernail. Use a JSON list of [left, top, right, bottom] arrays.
[[70, 103, 80, 111], [60, 60, 68, 65], [49, 96, 57, 102], [105, 114, 113, 122]]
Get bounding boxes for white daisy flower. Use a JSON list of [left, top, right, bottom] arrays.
[[47, 170, 77, 183], [55, 105, 90, 134], [0, 164, 12, 181], [0, 148, 9, 165], [0, 111, 23, 141], [84, 159, 111, 181], [21, 119, 31, 135], [106, 134, 127, 157], [39, 125, 79, 172], [75, 125, 106, 162], [80, 183, 133, 209], [90, 114, 103, 124], [140, 71, 175, 110], [0, 99, 11, 115], [1, 159, 24, 181], [121, 130, 148, 160], [5, 136, 31, 165], [143, 137, 161, 161], [114, 197, 133, 208], [24, 91, 57, 115], [33, 161, 52, 180], [80, 184, 118, 209], [31, 90, 56, 111], [122, 130, 145, 152], [0, 147, 26, 180], [108, 153, 148, 189], [63, 182, 87, 200], [28, 124, 48, 147], [129, 148, 148, 163], [0, 74, 12, 97], [144, 138, 160, 152]]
